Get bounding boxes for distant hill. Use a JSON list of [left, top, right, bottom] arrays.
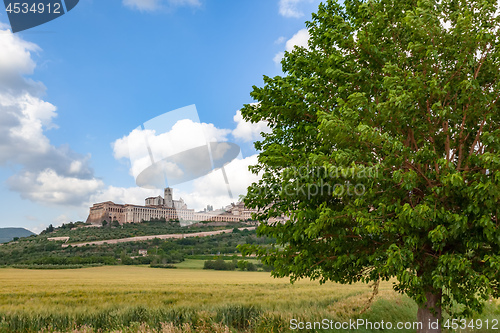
[[0, 228, 35, 243]]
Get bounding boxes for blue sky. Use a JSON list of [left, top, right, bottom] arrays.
[[0, 0, 321, 232]]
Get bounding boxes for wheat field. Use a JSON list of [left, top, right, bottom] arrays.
[[0, 266, 496, 332], [0, 266, 385, 311]]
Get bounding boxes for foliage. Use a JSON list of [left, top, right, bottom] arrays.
[[241, 0, 500, 321], [149, 263, 176, 269], [120, 250, 134, 265], [236, 260, 260, 272], [40, 220, 249, 244], [203, 259, 236, 271], [202, 258, 269, 272], [0, 222, 268, 268], [246, 262, 258, 272], [9, 264, 104, 269], [39, 224, 54, 235], [23, 256, 116, 266]]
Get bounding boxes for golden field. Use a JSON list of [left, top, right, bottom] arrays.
[[0, 265, 497, 332], [0, 265, 388, 312]]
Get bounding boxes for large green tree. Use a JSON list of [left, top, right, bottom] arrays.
[[241, 0, 500, 331]]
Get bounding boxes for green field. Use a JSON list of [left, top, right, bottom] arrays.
[[175, 258, 261, 269], [0, 265, 498, 332]]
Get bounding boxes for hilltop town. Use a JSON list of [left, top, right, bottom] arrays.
[[86, 188, 260, 225]]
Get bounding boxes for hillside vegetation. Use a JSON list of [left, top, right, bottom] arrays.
[[39, 220, 251, 243], [0, 220, 271, 268]]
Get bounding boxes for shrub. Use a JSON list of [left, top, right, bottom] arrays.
[[246, 262, 257, 271], [203, 259, 235, 271], [149, 263, 176, 269]]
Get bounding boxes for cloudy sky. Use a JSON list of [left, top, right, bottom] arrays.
[[0, 0, 319, 232]]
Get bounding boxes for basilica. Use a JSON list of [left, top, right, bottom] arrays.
[[86, 188, 256, 225]]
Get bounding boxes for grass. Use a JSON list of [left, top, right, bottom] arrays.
[[174, 259, 261, 270], [0, 266, 372, 311], [0, 266, 497, 332], [173, 259, 206, 269]]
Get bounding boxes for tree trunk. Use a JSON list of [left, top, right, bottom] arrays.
[[417, 291, 442, 333]]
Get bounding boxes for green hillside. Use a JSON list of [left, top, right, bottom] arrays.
[[0, 220, 272, 269], [0, 227, 35, 243]]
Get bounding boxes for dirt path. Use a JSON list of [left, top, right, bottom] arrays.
[[61, 227, 256, 248], [47, 236, 70, 243]]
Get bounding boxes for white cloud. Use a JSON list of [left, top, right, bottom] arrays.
[[123, 0, 161, 11], [286, 28, 310, 50], [86, 153, 259, 213], [232, 108, 271, 142], [274, 36, 286, 44], [273, 51, 285, 65], [170, 0, 201, 6], [279, 0, 304, 18], [30, 223, 49, 234], [54, 214, 71, 227], [279, 0, 316, 18], [177, 154, 260, 210], [273, 28, 310, 65], [109, 110, 264, 212], [0, 31, 39, 78], [123, 0, 201, 11], [211, 142, 231, 160], [88, 186, 159, 206], [7, 169, 104, 206], [113, 118, 230, 180], [0, 26, 103, 206]]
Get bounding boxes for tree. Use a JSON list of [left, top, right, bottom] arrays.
[[240, 0, 500, 331], [120, 250, 133, 265], [237, 260, 248, 271], [246, 262, 258, 272]]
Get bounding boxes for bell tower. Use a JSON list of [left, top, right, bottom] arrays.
[[164, 187, 173, 208]]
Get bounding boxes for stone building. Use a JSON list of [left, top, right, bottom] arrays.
[[86, 188, 256, 225], [223, 202, 255, 220]]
